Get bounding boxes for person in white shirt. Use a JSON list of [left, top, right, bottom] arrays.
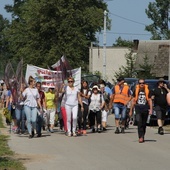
[[22, 76, 42, 138], [63, 77, 83, 137]]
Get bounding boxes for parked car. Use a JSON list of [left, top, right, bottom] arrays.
[[132, 79, 170, 126]]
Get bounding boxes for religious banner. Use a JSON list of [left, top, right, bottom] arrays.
[[25, 64, 81, 89]]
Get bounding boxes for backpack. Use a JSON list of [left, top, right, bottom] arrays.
[[103, 92, 110, 104]]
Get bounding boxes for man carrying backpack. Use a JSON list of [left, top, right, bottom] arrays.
[[110, 77, 132, 134], [129, 79, 152, 143]]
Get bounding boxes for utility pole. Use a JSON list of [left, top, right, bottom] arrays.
[[169, 41, 170, 80], [103, 10, 107, 80]]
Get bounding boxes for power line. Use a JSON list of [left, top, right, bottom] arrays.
[[99, 31, 151, 36], [109, 12, 147, 26]]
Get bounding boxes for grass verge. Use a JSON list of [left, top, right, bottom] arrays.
[[0, 112, 26, 170]]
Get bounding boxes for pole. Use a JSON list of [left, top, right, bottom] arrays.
[[103, 10, 107, 80], [169, 41, 170, 80]]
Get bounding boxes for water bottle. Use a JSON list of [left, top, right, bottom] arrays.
[[147, 115, 151, 124]]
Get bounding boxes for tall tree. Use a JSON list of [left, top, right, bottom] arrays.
[[137, 54, 155, 79], [114, 51, 137, 80], [0, 14, 10, 78], [4, 0, 109, 71], [145, 0, 170, 39]]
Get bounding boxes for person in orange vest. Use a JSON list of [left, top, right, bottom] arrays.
[[110, 77, 132, 134], [129, 79, 152, 143]]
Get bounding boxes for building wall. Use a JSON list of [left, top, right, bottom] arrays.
[[89, 46, 131, 83]]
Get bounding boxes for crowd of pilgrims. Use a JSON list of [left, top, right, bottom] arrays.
[[0, 76, 112, 138]]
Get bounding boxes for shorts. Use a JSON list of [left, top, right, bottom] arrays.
[[113, 103, 127, 120], [154, 105, 166, 120]]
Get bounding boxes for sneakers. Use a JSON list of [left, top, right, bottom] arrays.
[[158, 127, 164, 135], [139, 137, 144, 143], [115, 127, 120, 134], [37, 133, 42, 137], [72, 132, 77, 137], [50, 128, 54, 133], [92, 128, 95, 133], [67, 132, 72, 137], [121, 127, 125, 134], [103, 127, 107, 131], [97, 128, 101, 133], [28, 134, 33, 139]]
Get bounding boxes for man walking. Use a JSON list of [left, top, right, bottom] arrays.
[[151, 78, 170, 135], [129, 79, 152, 143], [110, 77, 131, 134]]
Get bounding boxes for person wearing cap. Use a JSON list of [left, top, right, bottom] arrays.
[[129, 79, 152, 143], [151, 78, 170, 135], [110, 77, 132, 134], [88, 85, 105, 133]]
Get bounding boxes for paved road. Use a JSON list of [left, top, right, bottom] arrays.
[[8, 114, 170, 170]]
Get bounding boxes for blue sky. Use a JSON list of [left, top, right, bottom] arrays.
[[0, 0, 155, 46]]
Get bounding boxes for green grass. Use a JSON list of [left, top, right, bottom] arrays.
[[0, 112, 5, 128], [0, 111, 26, 170]]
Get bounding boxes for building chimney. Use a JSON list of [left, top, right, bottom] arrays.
[[133, 39, 139, 51]]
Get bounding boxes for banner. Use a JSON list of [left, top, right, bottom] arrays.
[[25, 64, 81, 89]]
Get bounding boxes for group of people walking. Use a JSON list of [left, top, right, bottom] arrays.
[[1, 76, 170, 143]]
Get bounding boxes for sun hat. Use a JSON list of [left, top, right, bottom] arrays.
[[92, 85, 100, 91], [158, 78, 166, 83]]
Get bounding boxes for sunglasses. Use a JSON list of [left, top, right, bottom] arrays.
[[68, 81, 73, 83], [139, 82, 145, 85]]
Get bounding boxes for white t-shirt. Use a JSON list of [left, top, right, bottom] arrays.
[[22, 87, 40, 107], [65, 86, 79, 106]]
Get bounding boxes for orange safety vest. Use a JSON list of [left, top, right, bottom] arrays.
[[113, 85, 130, 105], [134, 84, 150, 103]]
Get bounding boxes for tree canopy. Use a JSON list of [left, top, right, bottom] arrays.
[[112, 36, 134, 48], [1, 0, 110, 72], [145, 0, 170, 40]]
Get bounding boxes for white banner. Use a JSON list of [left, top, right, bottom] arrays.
[[25, 65, 81, 89]]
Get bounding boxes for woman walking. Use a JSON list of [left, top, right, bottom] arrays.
[[88, 85, 105, 133], [63, 77, 83, 137], [78, 80, 91, 135], [22, 76, 42, 138]]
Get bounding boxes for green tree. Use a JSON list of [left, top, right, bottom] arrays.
[[137, 54, 155, 79], [0, 14, 10, 78], [145, 0, 170, 40], [114, 51, 137, 80], [4, 0, 109, 71], [113, 36, 134, 48]]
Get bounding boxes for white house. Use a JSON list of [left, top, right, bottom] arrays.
[[89, 46, 131, 83]]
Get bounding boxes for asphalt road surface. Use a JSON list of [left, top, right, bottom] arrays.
[[8, 114, 170, 170]]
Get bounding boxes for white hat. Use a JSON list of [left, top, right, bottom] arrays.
[[92, 85, 100, 91]]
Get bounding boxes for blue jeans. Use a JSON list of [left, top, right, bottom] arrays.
[[24, 105, 37, 135], [15, 106, 26, 133], [113, 103, 127, 120]]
